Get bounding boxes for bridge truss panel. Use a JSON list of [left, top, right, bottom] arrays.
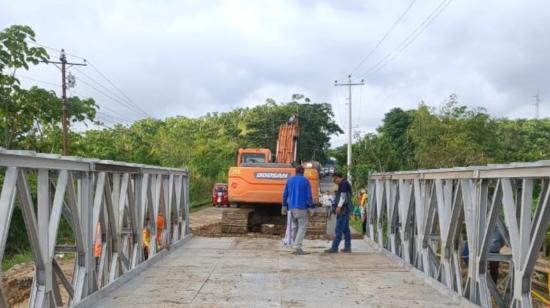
[[367, 161, 550, 308], [0, 149, 190, 307]]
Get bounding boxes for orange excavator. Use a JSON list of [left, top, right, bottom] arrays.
[[222, 117, 322, 234]]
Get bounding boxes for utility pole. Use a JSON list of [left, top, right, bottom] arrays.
[[47, 49, 86, 155], [334, 75, 364, 182], [534, 90, 542, 119]]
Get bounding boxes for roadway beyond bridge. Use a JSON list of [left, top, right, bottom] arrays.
[[81, 236, 473, 307]]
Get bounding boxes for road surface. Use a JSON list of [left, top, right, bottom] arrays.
[[92, 237, 473, 307]]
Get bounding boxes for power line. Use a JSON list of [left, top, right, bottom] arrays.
[[349, 0, 417, 76], [15, 74, 61, 88], [362, 0, 452, 78], [28, 40, 87, 60], [93, 117, 115, 129], [96, 111, 131, 123], [86, 61, 151, 117], [15, 74, 136, 123], [72, 67, 128, 103], [31, 40, 152, 118], [74, 64, 151, 118], [360, 0, 453, 79], [94, 115, 117, 124], [334, 86, 344, 128], [70, 67, 147, 117], [69, 88, 137, 123], [95, 104, 136, 122], [95, 122, 113, 129], [70, 70, 148, 118]]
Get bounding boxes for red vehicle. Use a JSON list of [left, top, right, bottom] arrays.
[[212, 183, 229, 207]]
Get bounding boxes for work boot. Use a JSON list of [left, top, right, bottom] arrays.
[[293, 248, 307, 255], [340, 248, 352, 253], [324, 248, 338, 253]]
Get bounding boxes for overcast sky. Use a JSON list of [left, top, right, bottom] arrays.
[[2, 0, 549, 146]]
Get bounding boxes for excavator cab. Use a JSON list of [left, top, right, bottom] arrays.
[[237, 148, 271, 166]]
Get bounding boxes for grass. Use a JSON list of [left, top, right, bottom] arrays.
[[2, 250, 33, 271], [189, 199, 211, 213], [350, 218, 364, 234]]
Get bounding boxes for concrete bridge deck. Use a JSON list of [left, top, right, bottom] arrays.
[[88, 237, 473, 307]]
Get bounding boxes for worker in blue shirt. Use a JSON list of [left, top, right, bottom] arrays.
[[282, 165, 314, 255]]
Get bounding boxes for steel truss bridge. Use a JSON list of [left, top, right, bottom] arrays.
[[1, 149, 549, 307], [368, 161, 550, 307]]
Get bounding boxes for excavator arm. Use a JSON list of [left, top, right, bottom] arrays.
[[275, 119, 299, 164]]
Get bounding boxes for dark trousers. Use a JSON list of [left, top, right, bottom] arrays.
[[362, 219, 367, 235], [331, 214, 351, 250], [489, 261, 499, 282]]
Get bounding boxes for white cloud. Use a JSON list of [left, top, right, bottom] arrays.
[[1, 0, 548, 147]]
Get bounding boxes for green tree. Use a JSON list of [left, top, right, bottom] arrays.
[[17, 87, 97, 152], [376, 107, 416, 171], [408, 96, 495, 168], [493, 118, 550, 162], [238, 96, 342, 162], [0, 25, 98, 152], [0, 25, 49, 148]]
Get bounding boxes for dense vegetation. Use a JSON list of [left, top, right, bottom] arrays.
[[330, 94, 550, 189], [68, 98, 342, 200]]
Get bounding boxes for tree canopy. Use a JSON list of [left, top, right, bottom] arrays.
[[0, 25, 98, 150], [330, 94, 550, 189], [70, 97, 342, 199]]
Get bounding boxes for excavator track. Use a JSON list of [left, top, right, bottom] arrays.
[[220, 207, 328, 236], [221, 208, 254, 234], [306, 210, 329, 236]]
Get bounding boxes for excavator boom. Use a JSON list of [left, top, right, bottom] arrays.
[[275, 121, 299, 164]]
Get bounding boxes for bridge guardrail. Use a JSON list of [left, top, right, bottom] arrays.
[[367, 161, 550, 307], [0, 148, 190, 307]]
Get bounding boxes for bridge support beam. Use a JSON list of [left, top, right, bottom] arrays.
[[0, 149, 189, 307], [367, 161, 550, 307]]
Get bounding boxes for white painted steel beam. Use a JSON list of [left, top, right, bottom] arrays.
[[0, 149, 189, 307], [367, 160, 550, 307]]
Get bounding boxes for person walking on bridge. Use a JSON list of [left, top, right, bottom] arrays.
[[325, 172, 353, 253], [282, 165, 314, 255]]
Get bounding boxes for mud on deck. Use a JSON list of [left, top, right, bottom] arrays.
[[190, 207, 362, 240]]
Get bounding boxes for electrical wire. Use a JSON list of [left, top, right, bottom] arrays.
[[93, 115, 116, 127], [70, 70, 148, 118], [86, 61, 151, 117], [349, 0, 417, 76], [360, 0, 453, 79], [72, 67, 128, 103], [15, 74, 61, 88], [30, 40, 152, 118], [70, 67, 146, 117], [356, 85, 363, 131], [96, 111, 131, 123], [70, 88, 137, 123], [27, 40, 87, 60], [334, 86, 344, 130]]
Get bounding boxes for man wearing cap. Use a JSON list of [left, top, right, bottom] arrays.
[[325, 172, 353, 253]]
